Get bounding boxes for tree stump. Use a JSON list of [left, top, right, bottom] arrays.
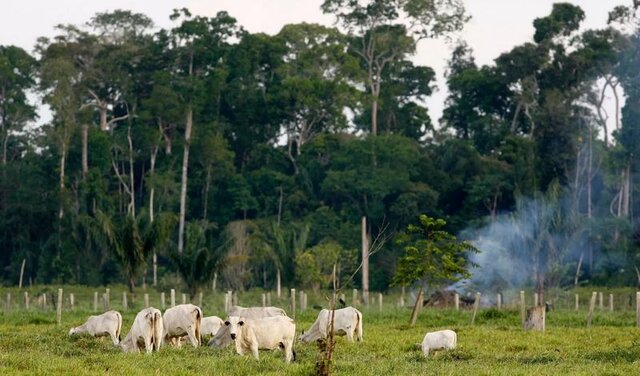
[[524, 306, 545, 331]]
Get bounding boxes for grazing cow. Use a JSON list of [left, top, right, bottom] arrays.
[[201, 316, 225, 339], [421, 329, 457, 357], [69, 310, 123, 345], [163, 304, 202, 347], [227, 306, 287, 320], [224, 316, 296, 363], [119, 307, 164, 354], [299, 306, 363, 343]]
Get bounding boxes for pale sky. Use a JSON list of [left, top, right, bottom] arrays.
[[1, 0, 627, 130]]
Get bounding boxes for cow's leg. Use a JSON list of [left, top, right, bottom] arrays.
[[186, 327, 199, 348], [251, 343, 260, 360], [283, 340, 293, 363], [109, 331, 119, 345], [144, 337, 153, 354], [346, 327, 354, 342]]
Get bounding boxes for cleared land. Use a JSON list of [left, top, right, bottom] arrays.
[[1, 286, 640, 375]]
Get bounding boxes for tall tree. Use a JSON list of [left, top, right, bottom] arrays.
[[321, 0, 467, 135]]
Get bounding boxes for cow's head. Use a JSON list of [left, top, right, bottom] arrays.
[[225, 316, 245, 340], [68, 327, 77, 336]]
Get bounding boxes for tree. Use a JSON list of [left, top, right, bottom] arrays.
[[0, 46, 37, 167], [321, 0, 467, 135], [168, 9, 241, 254], [393, 214, 478, 325]]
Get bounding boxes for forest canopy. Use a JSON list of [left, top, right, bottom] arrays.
[[1, 2, 639, 294]]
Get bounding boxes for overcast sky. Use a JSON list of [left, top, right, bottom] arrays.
[[1, 0, 627, 129]]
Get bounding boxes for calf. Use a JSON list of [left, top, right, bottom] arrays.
[[421, 329, 457, 357], [163, 304, 202, 347], [224, 316, 296, 363], [227, 305, 287, 320], [119, 307, 163, 354], [69, 310, 122, 345], [299, 306, 363, 343]]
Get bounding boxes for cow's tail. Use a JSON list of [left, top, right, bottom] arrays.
[[355, 309, 363, 342], [194, 306, 203, 346], [150, 310, 163, 351], [115, 311, 123, 343]]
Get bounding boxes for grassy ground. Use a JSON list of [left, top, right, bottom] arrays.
[[1, 286, 640, 375]]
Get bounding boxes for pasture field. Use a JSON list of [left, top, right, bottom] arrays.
[[1, 286, 640, 375]]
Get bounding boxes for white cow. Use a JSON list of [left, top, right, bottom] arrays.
[[119, 307, 164, 354], [163, 304, 202, 347], [227, 305, 287, 319], [209, 307, 286, 349], [69, 310, 123, 345], [299, 307, 363, 343], [421, 329, 457, 357], [224, 316, 296, 363], [201, 316, 225, 339]]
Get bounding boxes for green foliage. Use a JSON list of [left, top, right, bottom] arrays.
[[295, 241, 356, 292], [393, 215, 478, 290]]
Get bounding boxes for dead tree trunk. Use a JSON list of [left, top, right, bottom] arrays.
[[177, 107, 193, 255], [524, 305, 545, 331]]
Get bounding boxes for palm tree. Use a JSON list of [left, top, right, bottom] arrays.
[[94, 209, 176, 292]]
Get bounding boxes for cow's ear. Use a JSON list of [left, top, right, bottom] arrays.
[[238, 321, 244, 326], [224, 321, 230, 326]]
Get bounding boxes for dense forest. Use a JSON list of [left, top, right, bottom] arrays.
[[1, 1, 639, 296]]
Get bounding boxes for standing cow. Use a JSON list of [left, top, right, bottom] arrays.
[[68, 310, 122, 345], [223, 316, 296, 363], [163, 304, 202, 347], [119, 307, 164, 354], [299, 306, 363, 343], [421, 329, 457, 357]]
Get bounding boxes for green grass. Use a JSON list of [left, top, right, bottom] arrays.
[[1, 286, 640, 375]]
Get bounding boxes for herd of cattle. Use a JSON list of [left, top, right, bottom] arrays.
[[68, 304, 456, 362]]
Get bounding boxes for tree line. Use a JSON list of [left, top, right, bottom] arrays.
[[1, 1, 639, 295]]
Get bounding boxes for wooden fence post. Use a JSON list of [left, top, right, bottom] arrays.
[[170, 289, 176, 307], [575, 294, 579, 311], [42, 293, 47, 310], [262, 293, 266, 307], [93, 292, 98, 312], [598, 292, 603, 311], [471, 292, 481, 325], [198, 292, 203, 308], [352, 289, 358, 306], [378, 293, 383, 312], [497, 293, 502, 310], [70, 293, 75, 310], [161, 292, 165, 309], [636, 292, 640, 328], [122, 292, 128, 310], [587, 291, 597, 327], [6, 293, 11, 311], [291, 288, 296, 320], [454, 293, 459, 311], [233, 291, 238, 306], [534, 292, 539, 307], [56, 288, 63, 326], [609, 293, 614, 312], [105, 288, 110, 310], [267, 292, 271, 306], [182, 293, 186, 305], [24, 291, 29, 310], [144, 293, 149, 308], [520, 291, 525, 326]]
